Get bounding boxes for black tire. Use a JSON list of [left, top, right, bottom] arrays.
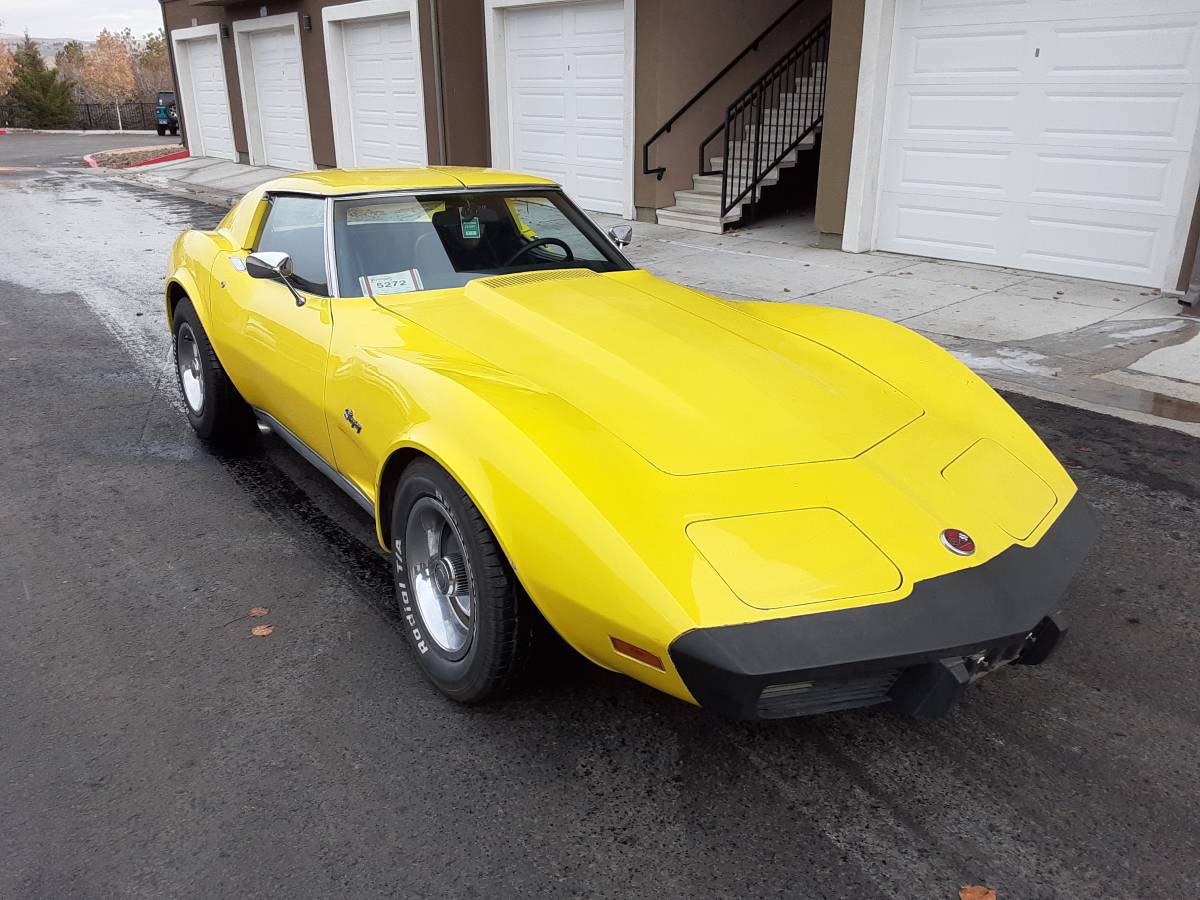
[[156, 125, 166, 136], [169, 126, 178, 136], [392, 460, 533, 703], [172, 297, 254, 446]]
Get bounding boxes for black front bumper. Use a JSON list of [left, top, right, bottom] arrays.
[[669, 495, 1097, 720]]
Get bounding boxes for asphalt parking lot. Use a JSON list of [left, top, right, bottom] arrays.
[[0, 131, 178, 167], [1, 145, 1198, 899]]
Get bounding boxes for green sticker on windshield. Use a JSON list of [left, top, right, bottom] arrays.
[[460, 210, 481, 239]]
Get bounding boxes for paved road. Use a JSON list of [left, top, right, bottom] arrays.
[[1, 167, 1198, 899], [0, 132, 178, 167]]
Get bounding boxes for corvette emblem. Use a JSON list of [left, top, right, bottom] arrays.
[[940, 528, 975, 556]]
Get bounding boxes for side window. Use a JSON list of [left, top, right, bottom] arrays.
[[255, 195, 329, 295]]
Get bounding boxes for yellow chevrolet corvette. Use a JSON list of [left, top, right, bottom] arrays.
[[165, 167, 1095, 719]]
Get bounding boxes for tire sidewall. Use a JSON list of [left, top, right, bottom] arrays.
[[172, 302, 219, 439], [392, 466, 498, 700]]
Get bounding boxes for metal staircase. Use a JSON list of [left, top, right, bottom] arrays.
[[643, 11, 830, 235]]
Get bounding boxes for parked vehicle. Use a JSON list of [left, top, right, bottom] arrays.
[[164, 167, 1095, 720], [156, 91, 179, 136]]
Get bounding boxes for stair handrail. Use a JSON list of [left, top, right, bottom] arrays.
[[700, 14, 831, 220], [641, 0, 811, 182]]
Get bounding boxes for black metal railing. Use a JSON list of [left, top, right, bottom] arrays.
[[700, 15, 830, 221], [0, 101, 167, 132], [641, 0, 810, 182]]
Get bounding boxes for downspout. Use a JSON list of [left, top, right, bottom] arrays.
[[429, 0, 449, 165]]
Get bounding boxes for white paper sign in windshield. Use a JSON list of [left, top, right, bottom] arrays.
[[345, 199, 433, 225], [359, 269, 424, 297]]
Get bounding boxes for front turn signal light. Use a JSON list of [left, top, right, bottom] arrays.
[[610, 636, 665, 671]]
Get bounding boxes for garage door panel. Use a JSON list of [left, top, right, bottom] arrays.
[[896, 89, 1020, 139], [575, 92, 623, 124], [897, 27, 1027, 81], [1022, 213, 1160, 276], [880, 1, 1200, 285], [503, 0, 627, 215], [247, 28, 312, 170], [182, 36, 235, 161], [515, 91, 567, 121], [1046, 18, 1200, 83], [881, 198, 1005, 257], [905, 0, 1196, 27], [1030, 150, 1182, 212], [883, 142, 1011, 196], [339, 13, 425, 167], [884, 140, 1186, 215]]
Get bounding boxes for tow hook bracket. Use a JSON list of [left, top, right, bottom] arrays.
[[1016, 612, 1068, 666], [889, 657, 970, 719]]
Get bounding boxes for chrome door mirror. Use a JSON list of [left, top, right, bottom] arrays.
[[245, 251, 305, 307], [607, 224, 633, 248]]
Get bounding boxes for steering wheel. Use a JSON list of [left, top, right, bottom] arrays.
[[503, 237, 574, 267]]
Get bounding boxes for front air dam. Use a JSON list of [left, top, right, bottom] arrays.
[[669, 495, 1097, 720]]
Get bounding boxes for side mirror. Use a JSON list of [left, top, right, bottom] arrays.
[[245, 251, 305, 307], [246, 250, 293, 280], [607, 224, 633, 248]]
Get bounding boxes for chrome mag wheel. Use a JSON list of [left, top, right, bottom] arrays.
[[404, 496, 475, 658], [176, 322, 205, 415]]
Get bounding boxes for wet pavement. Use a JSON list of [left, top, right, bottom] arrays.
[[1, 164, 1199, 899]]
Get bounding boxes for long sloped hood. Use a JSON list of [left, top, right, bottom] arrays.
[[377, 270, 922, 475]]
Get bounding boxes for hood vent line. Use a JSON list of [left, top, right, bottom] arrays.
[[479, 269, 601, 290]]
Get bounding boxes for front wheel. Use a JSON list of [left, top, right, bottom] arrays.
[[172, 297, 254, 446], [392, 460, 533, 702]]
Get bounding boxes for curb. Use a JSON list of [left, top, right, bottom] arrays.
[[129, 148, 190, 168], [83, 148, 189, 170]]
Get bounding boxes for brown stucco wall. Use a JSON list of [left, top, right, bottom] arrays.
[[161, 0, 485, 168], [634, 0, 833, 214], [436, 0, 490, 166], [813, 0, 864, 240]]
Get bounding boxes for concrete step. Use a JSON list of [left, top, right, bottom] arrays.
[[655, 206, 737, 234], [743, 125, 818, 143], [690, 171, 780, 195], [762, 106, 820, 124], [710, 153, 796, 173]]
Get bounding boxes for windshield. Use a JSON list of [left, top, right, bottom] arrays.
[[332, 190, 631, 297]]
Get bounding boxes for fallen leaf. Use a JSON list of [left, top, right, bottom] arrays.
[[960, 886, 997, 900], [250, 625, 274, 637], [249, 607, 270, 618]]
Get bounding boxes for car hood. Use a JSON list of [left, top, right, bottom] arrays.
[[376, 270, 922, 475]]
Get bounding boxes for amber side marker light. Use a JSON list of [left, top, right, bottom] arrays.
[[610, 636, 666, 671]]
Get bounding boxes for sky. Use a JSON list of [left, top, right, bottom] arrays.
[[0, 0, 163, 41]]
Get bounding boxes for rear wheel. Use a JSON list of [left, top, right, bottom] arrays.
[[156, 125, 166, 136], [172, 297, 254, 446], [392, 460, 533, 702], [169, 126, 178, 136]]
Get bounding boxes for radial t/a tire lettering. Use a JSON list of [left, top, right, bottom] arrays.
[[391, 459, 533, 703]]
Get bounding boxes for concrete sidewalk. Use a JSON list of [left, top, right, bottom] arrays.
[[118, 158, 1200, 436]]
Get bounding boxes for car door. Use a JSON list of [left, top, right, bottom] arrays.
[[207, 193, 336, 464]]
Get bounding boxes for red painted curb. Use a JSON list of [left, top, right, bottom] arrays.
[[82, 153, 99, 168], [128, 148, 190, 168], [0, 129, 7, 135]]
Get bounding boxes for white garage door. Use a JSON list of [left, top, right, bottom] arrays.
[[503, 0, 627, 214], [180, 36, 235, 161], [876, 0, 1200, 286], [247, 27, 313, 170], [341, 15, 426, 166]]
